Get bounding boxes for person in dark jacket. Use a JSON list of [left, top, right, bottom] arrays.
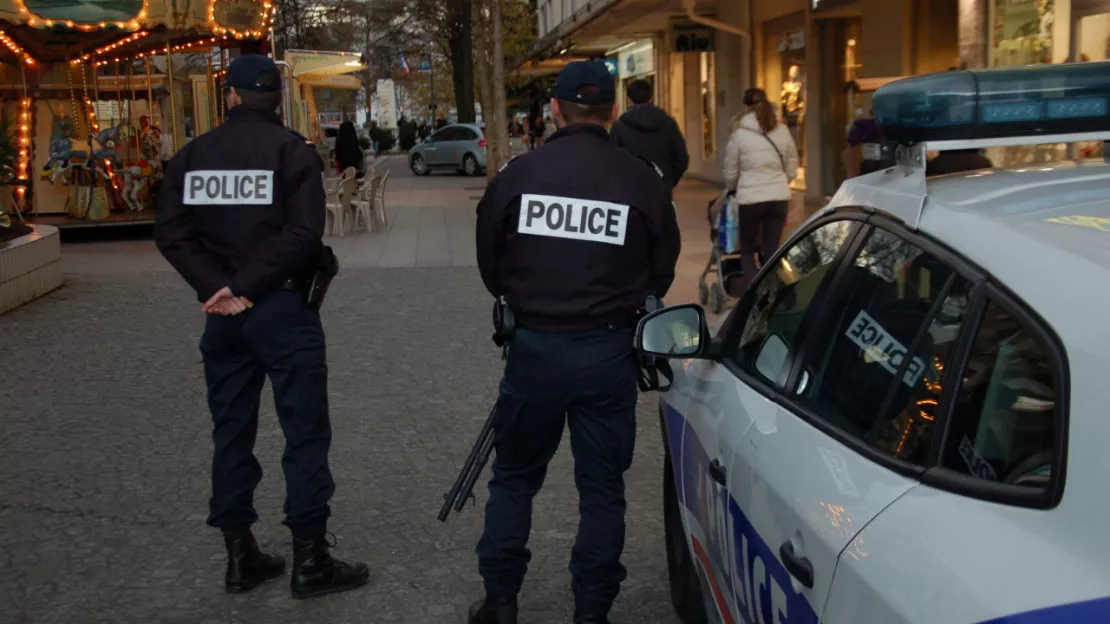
[[926, 148, 993, 177], [334, 120, 364, 177], [609, 79, 689, 190], [469, 61, 680, 624], [154, 54, 368, 600]]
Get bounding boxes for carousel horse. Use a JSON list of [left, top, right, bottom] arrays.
[[41, 120, 88, 185], [120, 160, 154, 212], [89, 122, 125, 169]]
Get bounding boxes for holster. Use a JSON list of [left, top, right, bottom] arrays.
[[305, 245, 340, 310], [491, 296, 515, 348]]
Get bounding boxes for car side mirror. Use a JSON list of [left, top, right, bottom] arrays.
[[635, 303, 712, 359]]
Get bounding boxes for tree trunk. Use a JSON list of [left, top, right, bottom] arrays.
[[490, 0, 510, 166], [472, 0, 499, 179], [448, 0, 476, 123]]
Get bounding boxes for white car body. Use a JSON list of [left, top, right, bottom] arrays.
[[656, 155, 1110, 624]]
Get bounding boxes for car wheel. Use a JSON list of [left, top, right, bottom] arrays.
[[664, 455, 709, 624], [411, 154, 430, 176], [463, 153, 479, 176]]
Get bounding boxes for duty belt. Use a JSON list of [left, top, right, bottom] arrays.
[[280, 277, 308, 290]]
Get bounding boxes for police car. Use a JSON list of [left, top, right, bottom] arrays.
[[635, 62, 1110, 624]]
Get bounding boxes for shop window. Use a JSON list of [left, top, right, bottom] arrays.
[[762, 14, 807, 174], [700, 51, 716, 160]]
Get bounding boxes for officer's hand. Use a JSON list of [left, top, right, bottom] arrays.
[[207, 298, 253, 316], [202, 287, 252, 315]]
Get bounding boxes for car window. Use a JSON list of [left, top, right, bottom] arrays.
[[790, 226, 974, 462], [433, 128, 458, 141], [941, 301, 1059, 488], [457, 128, 478, 141], [725, 220, 857, 384]]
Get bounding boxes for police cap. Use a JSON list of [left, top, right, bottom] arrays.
[[227, 54, 282, 93], [555, 61, 615, 105]]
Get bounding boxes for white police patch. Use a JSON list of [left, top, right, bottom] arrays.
[[183, 170, 274, 205], [518, 193, 629, 245]]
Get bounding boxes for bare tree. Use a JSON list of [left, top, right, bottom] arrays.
[[472, 0, 512, 178]]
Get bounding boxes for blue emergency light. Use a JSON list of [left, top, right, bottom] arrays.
[[872, 61, 1110, 144]]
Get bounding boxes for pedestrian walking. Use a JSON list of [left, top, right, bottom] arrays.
[[609, 79, 689, 193], [469, 60, 682, 624], [721, 87, 799, 296], [153, 54, 369, 600]]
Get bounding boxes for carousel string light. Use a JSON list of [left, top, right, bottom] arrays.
[[94, 36, 229, 67], [15, 97, 32, 201], [72, 31, 150, 64], [0, 28, 35, 65]]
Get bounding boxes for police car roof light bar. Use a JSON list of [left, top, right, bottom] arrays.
[[873, 61, 1110, 150]]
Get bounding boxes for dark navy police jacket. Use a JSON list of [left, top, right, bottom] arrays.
[[476, 123, 682, 332], [155, 105, 325, 303]]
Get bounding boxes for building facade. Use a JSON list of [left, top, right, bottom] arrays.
[[521, 0, 1110, 199]]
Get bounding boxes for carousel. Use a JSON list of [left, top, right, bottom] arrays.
[[0, 0, 275, 228]]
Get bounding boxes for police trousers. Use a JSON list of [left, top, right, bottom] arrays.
[[477, 327, 639, 616], [199, 289, 334, 540]]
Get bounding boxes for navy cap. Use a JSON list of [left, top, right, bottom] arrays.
[[555, 61, 615, 105], [226, 54, 281, 93]]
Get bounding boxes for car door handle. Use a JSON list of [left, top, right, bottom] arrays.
[[708, 459, 727, 485], [779, 541, 814, 589]]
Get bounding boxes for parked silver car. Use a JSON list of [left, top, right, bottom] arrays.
[[408, 123, 487, 176]]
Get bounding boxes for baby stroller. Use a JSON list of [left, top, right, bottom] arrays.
[[698, 191, 758, 314]]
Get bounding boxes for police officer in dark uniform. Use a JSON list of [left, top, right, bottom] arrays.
[[469, 61, 681, 624], [154, 54, 368, 599]]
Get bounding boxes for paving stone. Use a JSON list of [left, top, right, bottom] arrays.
[[0, 266, 683, 624]]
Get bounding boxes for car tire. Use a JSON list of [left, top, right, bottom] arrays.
[[463, 153, 479, 176], [411, 154, 430, 176], [664, 454, 709, 624]]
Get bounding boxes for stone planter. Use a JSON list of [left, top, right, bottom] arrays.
[[0, 224, 63, 315]]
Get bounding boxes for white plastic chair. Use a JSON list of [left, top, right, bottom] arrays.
[[372, 168, 390, 229], [353, 175, 380, 233], [325, 167, 357, 236]]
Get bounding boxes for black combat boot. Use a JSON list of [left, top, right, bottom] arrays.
[[222, 530, 286, 593], [290, 534, 370, 599], [467, 596, 518, 624]]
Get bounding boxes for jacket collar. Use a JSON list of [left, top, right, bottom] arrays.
[[546, 122, 611, 144], [227, 105, 283, 126]]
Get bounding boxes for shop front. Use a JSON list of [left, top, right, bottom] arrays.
[[988, 0, 1110, 165], [616, 39, 656, 115], [759, 10, 808, 188]]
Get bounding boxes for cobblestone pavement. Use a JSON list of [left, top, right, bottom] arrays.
[[0, 266, 682, 624]]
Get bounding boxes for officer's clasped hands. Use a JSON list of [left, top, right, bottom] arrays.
[[201, 286, 253, 316]]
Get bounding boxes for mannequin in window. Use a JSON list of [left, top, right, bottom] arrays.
[[781, 64, 805, 161], [781, 65, 804, 123]]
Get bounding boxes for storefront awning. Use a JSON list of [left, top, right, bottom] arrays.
[[513, 55, 594, 77], [283, 50, 367, 78], [298, 73, 362, 90]]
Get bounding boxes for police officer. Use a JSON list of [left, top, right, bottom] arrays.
[[469, 61, 681, 624], [154, 54, 368, 599]]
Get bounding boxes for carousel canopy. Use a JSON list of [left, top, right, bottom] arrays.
[[0, 0, 273, 64]]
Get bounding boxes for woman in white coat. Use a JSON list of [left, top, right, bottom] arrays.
[[721, 88, 799, 293]]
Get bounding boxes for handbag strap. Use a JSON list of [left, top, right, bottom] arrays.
[[743, 126, 786, 172]]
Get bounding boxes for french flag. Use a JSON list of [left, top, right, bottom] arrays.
[[399, 52, 410, 76]]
